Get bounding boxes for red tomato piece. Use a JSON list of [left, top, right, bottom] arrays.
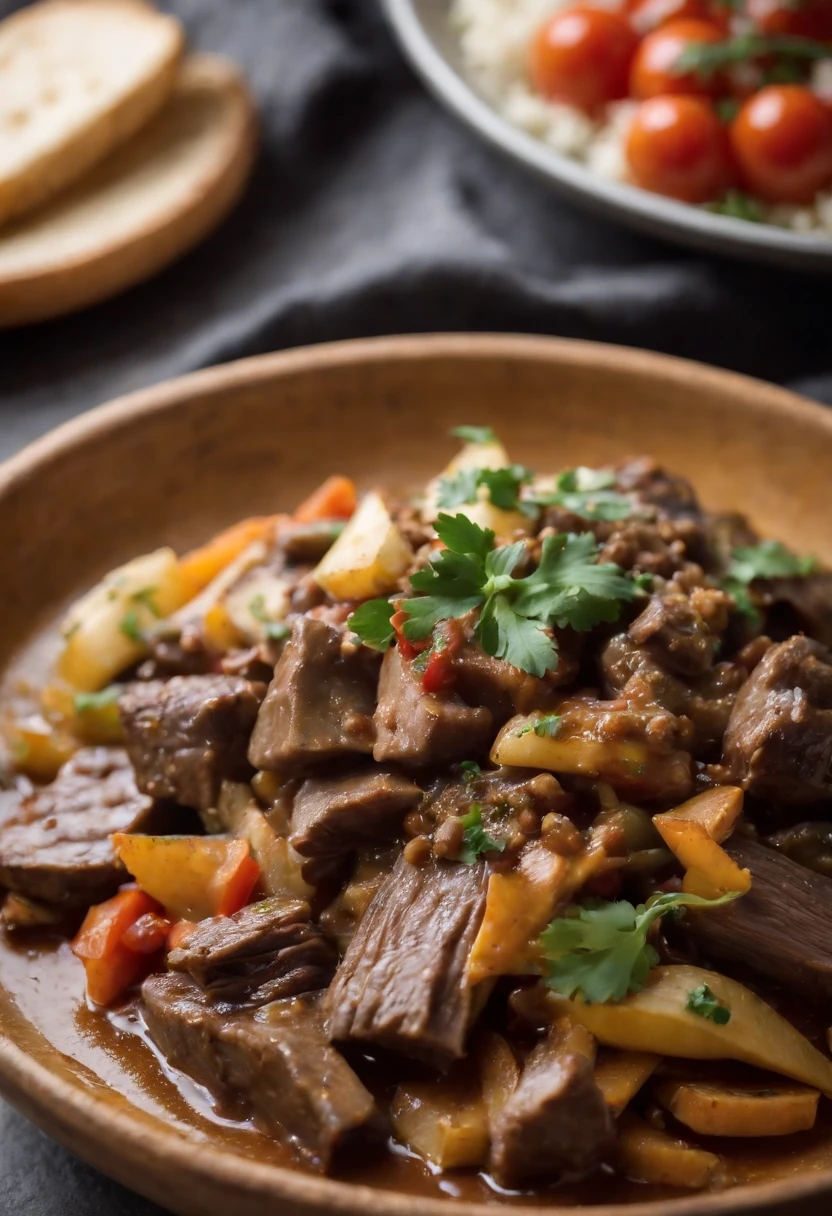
[[421, 646, 457, 695], [71, 886, 161, 1006], [732, 85, 832, 203], [630, 19, 726, 100], [391, 608, 421, 661], [626, 0, 727, 36], [747, 0, 832, 39], [626, 95, 736, 201], [530, 6, 639, 113]]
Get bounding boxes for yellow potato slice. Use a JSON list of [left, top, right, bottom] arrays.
[[594, 1051, 660, 1117], [314, 490, 412, 601], [617, 1110, 722, 1189], [654, 1077, 820, 1137]]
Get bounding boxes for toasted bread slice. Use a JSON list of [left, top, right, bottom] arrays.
[[0, 54, 257, 327], [0, 0, 184, 226]]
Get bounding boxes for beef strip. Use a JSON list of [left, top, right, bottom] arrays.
[[248, 616, 378, 772], [450, 639, 566, 722], [324, 854, 489, 1069], [0, 748, 162, 907], [142, 974, 382, 1170], [167, 898, 335, 1007], [489, 1024, 614, 1187], [628, 584, 731, 677], [120, 675, 264, 811], [373, 645, 493, 768], [721, 635, 832, 803], [680, 837, 832, 999], [289, 769, 422, 860]]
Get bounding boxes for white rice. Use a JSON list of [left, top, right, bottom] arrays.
[[451, 0, 832, 238]]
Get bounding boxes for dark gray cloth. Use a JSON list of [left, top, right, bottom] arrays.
[[0, 0, 830, 1212]]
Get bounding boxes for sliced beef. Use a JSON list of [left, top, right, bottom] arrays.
[[137, 627, 216, 680], [373, 645, 493, 768], [614, 458, 704, 523], [761, 572, 832, 648], [142, 974, 382, 1171], [721, 635, 832, 803], [120, 675, 264, 811], [167, 898, 335, 1007], [324, 854, 488, 1070], [0, 748, 160, 907], [450, 640, 566, 722], [628, 585, 731, 677], [680, 837, 832, 999], [289, 769, 422, 860], [489, 1024, 614, 1187], [248, 616, 377, 772]]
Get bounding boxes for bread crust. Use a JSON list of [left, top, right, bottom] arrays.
[[0, 0, 185, 226]]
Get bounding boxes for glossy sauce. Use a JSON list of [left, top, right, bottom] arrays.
[[3, 930, 832, 1206]]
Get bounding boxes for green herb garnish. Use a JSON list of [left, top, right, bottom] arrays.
[[131, 587, 161, 617], [119, 609, 144, 643], [673, 32, 830, 78], [686, 983, 731, 1024], [530, 467, 633, 522], [399, 515, 641, 678], [347, 598, 396, 651], [458, 804, 506, 865], [707, 189, 763, 221], [73, 686, 121, 715], [723, 540, 816, 623], [248, 594, 290, 642], [540, 890, 742, 1004], [460, 760, 481, 780], [515, 712, 561, 739], [437, 464, 534, 514], [450, 425, 498, 445]]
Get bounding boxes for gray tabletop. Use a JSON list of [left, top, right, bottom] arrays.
[[1, 0, 831, 1212]]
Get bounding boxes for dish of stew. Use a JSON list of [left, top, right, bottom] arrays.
[[3, 424, 832, 1204]]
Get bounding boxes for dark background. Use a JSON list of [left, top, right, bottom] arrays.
[[1, 0, 830, 1212]]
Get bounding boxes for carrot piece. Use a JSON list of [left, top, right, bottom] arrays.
[[167, 920, 197, 951], [179, 515, 282, 597], [213, 851, 260, 917], [71, 886, 161, 1006], [294, 475, 357, 523]]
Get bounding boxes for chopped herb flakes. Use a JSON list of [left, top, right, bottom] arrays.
[[460, 760, 481, 780], [540, 889, 742, 1004], [74, 686, 121, 715], [686, 983, 731, 1024], [119, 609, 144, 644], [514, 713, 561, 739], [248, 594, 290, 642], [458, 804, 505, 865], [707, 189, 762, 222]]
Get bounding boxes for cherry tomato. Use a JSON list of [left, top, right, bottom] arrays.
[[626, 94, 737, 201], [530, 6, 639, 113], [630, 19, 726, 99], [626, 0, 727, 36], [747, 0, 832, 39], [731, 85, 832, 203]]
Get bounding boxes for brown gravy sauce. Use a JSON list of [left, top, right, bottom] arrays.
[[3, 931, 832, 1207]]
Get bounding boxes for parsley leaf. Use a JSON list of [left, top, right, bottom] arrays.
[[707, 188, 763, 221], [401, 515, 640, 678], [450, 425, 498, 445], [686, 983, 731, 1024], [248, 594, 291, 642], [437, 464, 534, 514], [530, 467, 633, 522], [460, 760, 481, 780], [74, 686, 121, 714], [119, 609, 144, 643], [540, 889, 742, 1004], [728, 540, 816, 583], [347, 598, 396, 651], [458, 804, 505, 865], [515, 712, 561, 738]]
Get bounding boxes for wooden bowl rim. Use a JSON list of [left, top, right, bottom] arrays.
[[1, 332, 831, 1216]]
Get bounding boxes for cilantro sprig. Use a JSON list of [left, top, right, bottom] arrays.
[[399, 514, 641, 678], [437, 464, 534, 514], [686, 983, 731, 1025], [530, 467, 633, 522], [540, 889, 742, 1004], [347, 598, 395, 651], [458, 804, 506, 865], [673, 32, 831, 78], [723, 540, 816, 622], [515, 713, 561, 739]]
